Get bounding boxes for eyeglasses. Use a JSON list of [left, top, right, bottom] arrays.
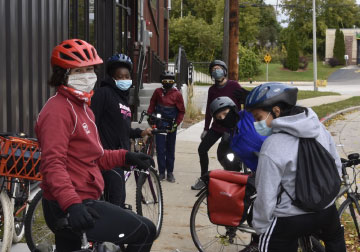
[[162, 79, 175, 84]]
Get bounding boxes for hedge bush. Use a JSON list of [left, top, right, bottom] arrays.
[[286, 33, 299, 71], [238, 46, 262, 79]]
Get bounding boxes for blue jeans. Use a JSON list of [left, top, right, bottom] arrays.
[[155, 131, 177, 174]]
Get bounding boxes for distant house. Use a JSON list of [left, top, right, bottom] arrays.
[[325, 28, 360, 65], [0, 0, 170, 135]]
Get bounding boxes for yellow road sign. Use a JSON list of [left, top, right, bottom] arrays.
[[264, 53, 271, 63], [316, 80, 327, 87]]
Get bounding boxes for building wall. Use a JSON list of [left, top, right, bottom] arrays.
[[325, 28, 360, 64], [0, 0, 68, 136], [143, 0, 169, 61]]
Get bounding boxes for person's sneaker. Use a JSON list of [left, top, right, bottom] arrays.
[[159, 173, 165, 181], [191, 178, 205, 190], [167, 172, 176, 183], [239, 242, 259, 252]]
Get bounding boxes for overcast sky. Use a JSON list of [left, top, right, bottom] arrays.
[[264, 0, 360, 26]]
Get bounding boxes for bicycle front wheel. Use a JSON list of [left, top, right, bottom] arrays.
[[136, 167, 163, 238], [190, 190, 253, 252], [24, 190, 55, 251], [0, 190, 14, 252], [338, 194, 360, 246]]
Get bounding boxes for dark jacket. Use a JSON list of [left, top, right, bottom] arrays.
[[35, 88, 127, 211], [91, 77, 142, 150], [204, 80, 249, 133], [147, 87, 185, 126]]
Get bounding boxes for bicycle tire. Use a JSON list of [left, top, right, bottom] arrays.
[[24, 190, 55, 251], [298, 236, 325, 252], [136, 167, 163, 238], [338, 194, 360, 245], [0, 190, 14, 252], [11, 180, 28, 243], [12, 200, 26, 243], [190, 190, 252, 252], [310, 237, 325, 252]]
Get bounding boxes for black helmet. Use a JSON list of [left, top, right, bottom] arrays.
[[245, 83, 298, 110], [160, 71, 175, 81], [209, 60, 228, 76], [210, 96, 236, 117], [106, 53, 133, 76]]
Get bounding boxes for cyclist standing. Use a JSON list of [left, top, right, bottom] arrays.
[[191, 60, 249, 190], [35, 39, 156, 252], [210, 96, 267, 252], [245, 83, 345, 252], [91, 53, 152, 207], [147, 71, 185, 182]]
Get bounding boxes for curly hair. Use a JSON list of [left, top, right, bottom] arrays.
[[48, 66, 69, 87]]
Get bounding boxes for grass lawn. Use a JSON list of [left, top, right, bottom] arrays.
[[242, 88, 340, 100], [312, 96, 360, 119], [297, 90, 340, 100], [248, 62, 342, 82]]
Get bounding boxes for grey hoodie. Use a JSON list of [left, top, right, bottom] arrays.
[[252, 108, 342, 234]]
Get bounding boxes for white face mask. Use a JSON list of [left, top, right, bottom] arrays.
[[67, 72, 97, 93]]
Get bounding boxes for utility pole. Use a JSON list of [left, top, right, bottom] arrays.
[[313, 0, 318, 91], [180, 0, 183, 18], [222, 0, 229, 67], [228, 0, 239, 81]]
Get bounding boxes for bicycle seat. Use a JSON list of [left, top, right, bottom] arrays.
[[348, 153, 359, 160]]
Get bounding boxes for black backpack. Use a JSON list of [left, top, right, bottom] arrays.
[[278, 136, 341, 212]]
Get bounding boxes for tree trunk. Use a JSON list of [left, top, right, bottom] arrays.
[[228, 0, 239, 81]]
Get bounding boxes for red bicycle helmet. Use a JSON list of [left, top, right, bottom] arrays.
[[51, 39, 103, 69]]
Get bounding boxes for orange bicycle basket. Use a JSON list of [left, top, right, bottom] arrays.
[[0, 136, 42, 181]]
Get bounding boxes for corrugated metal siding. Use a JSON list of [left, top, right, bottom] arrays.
[[0, 0, 68, 136]]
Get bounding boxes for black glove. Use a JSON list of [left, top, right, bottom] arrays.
[[125, 152, 155, 170], [67, 203, 100, 231]]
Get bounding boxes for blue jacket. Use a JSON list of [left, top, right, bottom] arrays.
[[230, 110, 267, 171]]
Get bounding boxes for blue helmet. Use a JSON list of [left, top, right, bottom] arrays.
[[106, 53, 133, 75], [245, 83, 298, 110]]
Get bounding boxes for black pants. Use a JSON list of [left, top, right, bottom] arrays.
[[102, 167, 126, 208], [42, 198, 156, 252], [259, 205, 346, 252], [198, 129, 223, 176]]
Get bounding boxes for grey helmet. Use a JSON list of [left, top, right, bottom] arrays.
[[209, 60, 228, 76], [210, 96, 236, 117]]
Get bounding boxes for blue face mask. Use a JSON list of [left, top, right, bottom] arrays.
[[115, 79, 132, 91], [212, 68, 225, 81], [254, 112, 273, 136]]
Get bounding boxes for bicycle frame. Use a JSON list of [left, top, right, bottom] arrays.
[[124, 164, 159, 205]]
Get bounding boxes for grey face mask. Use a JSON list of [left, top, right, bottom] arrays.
[[212, 68, 225, 81]]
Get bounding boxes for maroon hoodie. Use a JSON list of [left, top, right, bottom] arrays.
[[35, 88, 127, 211], [204, 80, 248, 133]]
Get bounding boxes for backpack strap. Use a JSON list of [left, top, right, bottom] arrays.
[[277, 183, 295, 205]]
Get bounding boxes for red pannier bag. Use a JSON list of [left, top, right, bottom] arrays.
[[206, 169, 255, 227]]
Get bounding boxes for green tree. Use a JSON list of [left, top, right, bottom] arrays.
[[238, 45, 262, 79], [257, 5, 281, 47], [169, 14, 222, 61], [286, 33, 299, 71], [170, 0, 218, 24], [281, 0, 360, 58], [333, 28, 346, 65], [238, 0, 261, 46]]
